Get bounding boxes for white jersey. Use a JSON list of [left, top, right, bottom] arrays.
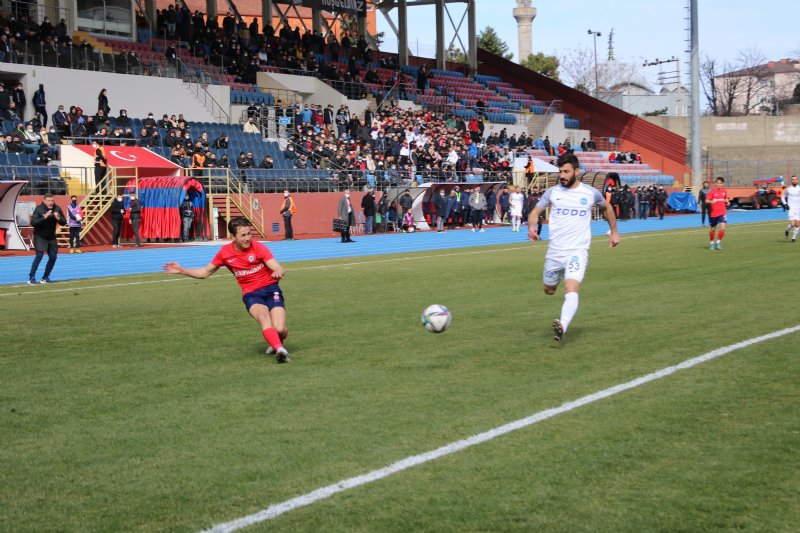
[[537, 182, 605, 256], [509, 192, 525, 217], [783, 185, 800, 217]]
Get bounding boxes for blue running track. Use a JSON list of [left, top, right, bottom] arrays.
[[0, 210, 787, 285]]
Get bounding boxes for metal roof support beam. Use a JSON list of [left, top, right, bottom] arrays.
[[312, 6, 323, 34], [398, 0, 409, 66], [467, 0, 476, 73], [262, 0, 273, 29], [435, 0, 445, 69]]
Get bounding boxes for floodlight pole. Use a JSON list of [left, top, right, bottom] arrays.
[[690, 0, 702, 189], [588, 30, 601, 96]]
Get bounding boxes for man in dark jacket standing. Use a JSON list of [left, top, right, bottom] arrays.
[[361, 189, 376, 235], [129, 193, 142, 247], [180, 196, 194, 242], [32, 84, 47, 127], [698, 180, 710, 226], [498, 186, 510, 224], [485, 187, 497, 225], [279, 189, 295, 240], [28, 193, 67, 284], [433, 187, 449, 232], [110, 193, 125, 247]]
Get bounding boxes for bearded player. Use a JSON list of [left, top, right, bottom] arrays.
[[528, 153, 620, 341], [163, 217, 290, 363]]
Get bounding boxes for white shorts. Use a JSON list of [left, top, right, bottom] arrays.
[[543, 251, 589, 287], [789, 208, 800, 222]]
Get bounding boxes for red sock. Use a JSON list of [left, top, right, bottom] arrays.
[[718, 230, 725, 241], [262, 328, 283, 350], [709, 230, 715, 241]]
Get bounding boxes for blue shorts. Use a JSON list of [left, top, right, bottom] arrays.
[[709, 215, 727, 227], [243, 284, 285, 312]]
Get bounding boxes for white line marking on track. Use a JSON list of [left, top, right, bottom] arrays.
[[0, 220, 782, 297], [200, 324, 800, 533]]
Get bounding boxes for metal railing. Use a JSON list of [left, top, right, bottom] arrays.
[[180, 61, 230, 123], [242, 107, 295, 139], [0, 42, 175, 78], [223, 168, 513, 194], [703, 160, 799, 187], [0, 0, 71, 31]]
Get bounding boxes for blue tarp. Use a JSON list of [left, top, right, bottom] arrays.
[[667, 192, 699, 213]]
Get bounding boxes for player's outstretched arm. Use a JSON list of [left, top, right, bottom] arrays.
[[265, 258, 285, 280], [527, 206, 543, 241], [163, 262, 219, 279], [602, 203, 621, 247]]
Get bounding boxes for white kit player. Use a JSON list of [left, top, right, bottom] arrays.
[[528, 153, 621, 341], [509, 186, 525, 232], [783, 175, 800, 242]]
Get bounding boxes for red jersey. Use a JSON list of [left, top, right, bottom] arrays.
[[211, 241, 277, 295], [707, 188, 728, 217]]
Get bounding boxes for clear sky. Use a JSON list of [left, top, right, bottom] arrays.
[[377, 0, 799, 85]]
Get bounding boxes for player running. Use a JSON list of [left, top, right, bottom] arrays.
[[782, 175, 800, 242], [706, 176, 730, 250], [163, 217, 291, 363], [528, 153, 620, 341]]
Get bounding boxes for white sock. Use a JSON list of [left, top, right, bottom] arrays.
[[560, 292, 579, 332], [793, 227, 799, 239], [787, 224, 793, 231]]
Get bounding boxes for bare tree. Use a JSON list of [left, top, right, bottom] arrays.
[[702, 55, 749, 116], [558, 46, 649, 95], [736, 47, 769, 115], [701, 56, 723, 115], [558, 47, 595, 93]]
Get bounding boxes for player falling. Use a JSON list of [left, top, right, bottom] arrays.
[[163, 217, 291, 363]]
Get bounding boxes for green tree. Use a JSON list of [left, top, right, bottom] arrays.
[[446, 43, 466, 64], [521, 52, 560, 81], [478, 26, 513, 60]]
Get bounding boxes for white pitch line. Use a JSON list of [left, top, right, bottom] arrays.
[[0, 220, 783, 297], [0, 277, 189, 297], [201, 324, 800, 533]]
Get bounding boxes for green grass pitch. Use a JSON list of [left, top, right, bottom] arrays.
[[1, 222, 799, 532]]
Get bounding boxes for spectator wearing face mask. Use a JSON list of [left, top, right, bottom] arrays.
[[337, 189, 355, 243], [109, 193, 125, 248]]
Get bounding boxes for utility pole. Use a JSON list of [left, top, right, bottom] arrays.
[[643, 56, 682, 116], [588, 29, 601, 96]]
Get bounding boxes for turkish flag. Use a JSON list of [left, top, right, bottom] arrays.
[[73, 146, 180, 178]]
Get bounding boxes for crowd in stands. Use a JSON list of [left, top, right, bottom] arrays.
[[150, 3, 376, 90], [608, 150, 643, 164], [278, 101, 527, 183]]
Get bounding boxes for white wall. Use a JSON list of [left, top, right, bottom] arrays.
[[5, 64, 227, 123], [257, 72, 347, 109]]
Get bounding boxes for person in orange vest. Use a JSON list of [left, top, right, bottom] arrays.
[[279, 189, 296, 240], [191, 148, 206, 177]]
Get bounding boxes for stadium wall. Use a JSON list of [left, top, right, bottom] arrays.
[[4, 64, 229, 123], [643, 115, 800, 161]]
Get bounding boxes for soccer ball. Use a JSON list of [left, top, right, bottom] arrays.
[[421, 304, 452, 333]]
